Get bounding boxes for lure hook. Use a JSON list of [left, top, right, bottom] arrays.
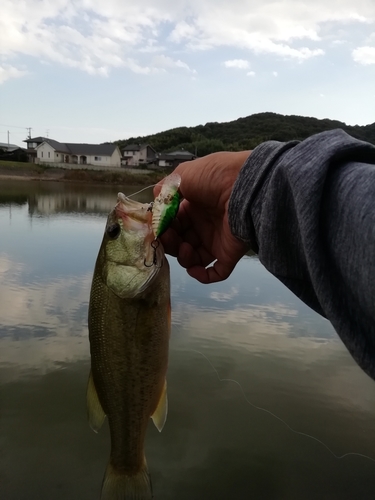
[[144, 239, 163, 268]]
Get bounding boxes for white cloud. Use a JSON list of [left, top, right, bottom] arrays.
[[210, 287, 239, 302], [0, 0, 375, 79], [152, 54, 196, 73], [273, 71, 278, 76], [224, 59, 250, 69], [0, 253, 91, 377], [247, 71, 255, 77], [352, 46, 375, 65], [0, 64, 27, 84]]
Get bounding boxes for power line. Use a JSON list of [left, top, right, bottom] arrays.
[[0, 123, 30, 130]]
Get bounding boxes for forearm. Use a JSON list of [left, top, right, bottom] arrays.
[[228, 129, 375, 379]]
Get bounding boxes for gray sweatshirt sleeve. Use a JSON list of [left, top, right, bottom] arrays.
[[228, 129, 375, 379]]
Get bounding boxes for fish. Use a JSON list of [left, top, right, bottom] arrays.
[[87, 192, 171, 500], [152, 173, 181, 239]]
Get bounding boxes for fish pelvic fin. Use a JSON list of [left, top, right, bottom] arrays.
[[151, 379, 168, 433], [101, 459, 152, 500], [87, 370, 106, 433]]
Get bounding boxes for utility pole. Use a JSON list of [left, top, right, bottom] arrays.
[[7, 130, 10, 144], [26, 127, 32, 139]]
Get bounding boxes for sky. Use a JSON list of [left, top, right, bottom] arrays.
[[1, 0, 375, 147]]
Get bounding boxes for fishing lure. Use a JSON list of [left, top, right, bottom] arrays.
[[151, 173, 181, 238]]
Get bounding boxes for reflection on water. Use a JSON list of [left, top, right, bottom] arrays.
[[1, 179, 375, 499], [1, 179, 153, 215]]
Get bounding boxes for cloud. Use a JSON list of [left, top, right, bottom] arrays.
[[210, 287, 239, 302], [0, 253, 91, 376], [247, 71, 255, 76], [0, 64, 27, 84], [1, 0, 375, 79], [152, 54, 196, 73], [352, 46, 375, 65], [224, 59, 250, 69], [272, 71, 278, 76]]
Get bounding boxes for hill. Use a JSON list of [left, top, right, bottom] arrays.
[[115, 112, 375, 157]]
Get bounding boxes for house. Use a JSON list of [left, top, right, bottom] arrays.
[[0, 142, 21, 152], [24, 137, 122, 168], [0, 142, 27, 162], [121, 144, 156, 166], [154, 150, 196, 169], [23, 136, 48, 162]]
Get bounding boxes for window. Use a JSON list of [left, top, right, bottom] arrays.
[[48, 152, 50, 158], [95, 156, 102, 161], [56, 154, 59, 157], [41, 151, 43, 158]]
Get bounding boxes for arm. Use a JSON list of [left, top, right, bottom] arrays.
[[228, 129, 375, 378]]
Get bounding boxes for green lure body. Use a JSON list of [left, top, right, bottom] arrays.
[[152, 173, 181, 238]]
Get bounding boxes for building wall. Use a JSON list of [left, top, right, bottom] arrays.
[[37, 143, 122, 167], [146, 146, 156, 159], [110, 148, 122, 167], [37, 143, 62, 163], [86, 154, 110, 167]]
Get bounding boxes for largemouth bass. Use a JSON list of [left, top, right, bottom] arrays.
[[87, 192, 171, 500]]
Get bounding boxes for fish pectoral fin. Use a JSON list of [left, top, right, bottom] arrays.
[[86, 370, 106, 433], [151, 379, 168, 433]]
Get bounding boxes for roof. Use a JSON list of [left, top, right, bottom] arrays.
[[167, 150, 195, 156], [157, 153, 196, 161], [36, 139, 118, 156], [122, 143, 151, 152], [43, 139, 70, 153], [67, 143, 117, 156], [23, 136, 47, 143], [0, 142, 21, 151]]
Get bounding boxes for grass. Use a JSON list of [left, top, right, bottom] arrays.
[[0, 160, 168, 185], [0, 159, 45, 171]]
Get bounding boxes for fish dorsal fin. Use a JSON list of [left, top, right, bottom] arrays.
[[151, 380, 168, 432], [86, 370, 106, 433]]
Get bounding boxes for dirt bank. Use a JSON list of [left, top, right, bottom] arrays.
[[0, 161, 167, 186]]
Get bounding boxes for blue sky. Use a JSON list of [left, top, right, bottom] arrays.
[[1, 0, 375, 147]]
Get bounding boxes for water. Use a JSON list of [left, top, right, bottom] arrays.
[[1, 179, 375, 499]]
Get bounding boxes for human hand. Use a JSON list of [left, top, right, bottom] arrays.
[[153, 151, 251, 284]]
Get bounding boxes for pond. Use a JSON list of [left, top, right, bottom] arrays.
[[1, 179, 375, 500]]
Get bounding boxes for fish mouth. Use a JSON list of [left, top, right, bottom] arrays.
[[116, 193, 152, 223]]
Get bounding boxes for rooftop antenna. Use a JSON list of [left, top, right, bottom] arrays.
[[46, 129, 49, 138]]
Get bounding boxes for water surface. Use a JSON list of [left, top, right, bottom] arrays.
[[1, 179, 375, 499]]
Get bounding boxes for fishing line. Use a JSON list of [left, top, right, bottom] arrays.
[[191, 349, 375, 464], [126, 183, 161, 198]]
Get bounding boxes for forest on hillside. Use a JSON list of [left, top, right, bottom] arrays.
[[115, 112, 375, 157]]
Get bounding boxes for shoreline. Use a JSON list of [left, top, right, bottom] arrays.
[[0, 165, 167, 186]]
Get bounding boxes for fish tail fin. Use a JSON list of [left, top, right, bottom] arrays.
[[101, 459, 152, 500]]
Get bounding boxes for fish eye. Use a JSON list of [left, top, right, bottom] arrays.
[[106, 223, 121, 239]]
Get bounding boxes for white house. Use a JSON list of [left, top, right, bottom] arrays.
[[35, 138, 122, 168], [121, 144, 156, 166]]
